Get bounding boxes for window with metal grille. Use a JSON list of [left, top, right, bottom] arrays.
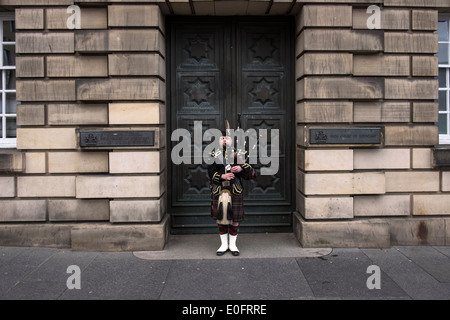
[[0, 13, 16, 148], [438, 16, 450, 144]]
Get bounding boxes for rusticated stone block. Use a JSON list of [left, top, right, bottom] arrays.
[[293, 212, 390, 248], [353, 8, 410, 30], [18, 176, 76, 198], [48, 199, 110, 221], [0, 224, 71, 248], [24, 152, 46, 174], [76, 175, 164, 199], [0, 151, 24, 173], [297, 193, 353, 219], [16, 32, 74, 53], [412, 10, 438, 30], [17, 104, 45, 126], [46, 7, 107, 29], [354, 102, 411, 123], [413, 195, 450, 216], [384, 125, 439, 146], [298, 77, 383, 100], [299, 171, 385, 195], [74, 30, 108, 52], [110, 199, 165, 222], [385, 79, 438, 100], [385, 171, 439, 192], [353, 55, 410, 76], [71, 216, 169, 251], [109, 151, 164, 174], [77, 78, 165, 101], [298, 5, 352, 31], [192, 1, 215, 15], [385, 32, 438, 53], [413, 102, 438, 123], [387, 218, 446, 246], [212, 0, 253, 16], [75, 29, 165, 55], [108, 4, 164, 31], [412, 56, 438, 77], [109, 54, 165, 77], [109, 103, 165, 125], [297, 149, 353, 171], [16, 57, 45, 78], [297, 53, 352, 76], [298, 29, 383, 54], [47, 103, 108, 125], [296, 102, 353, 123], [47, 56, 108, 77], [442, 171, 450, 191], [0, 200, 47, 222], [0, 177, 15, 198], [412, 148, 432, 169], [17, 80, 76, 101], [109, 29, 165, 54], [15, 8, 44, 30], [17, 128, 77, 150], [354, 195, 411, 217], [353, 148, 410, 169], [48, 152, 109, 173]]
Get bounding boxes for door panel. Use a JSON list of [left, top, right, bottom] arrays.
[[243, 115, 289, 202], [177, 73, 222, 114], [239, 24, 287, 70], [168, 17, 294, 234], [241, 73, 284, 111], [174, 115, 220, 204], [176, 25, 225, 70]]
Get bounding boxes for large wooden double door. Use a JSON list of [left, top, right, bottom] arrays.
[[168, 17, 294, 234]]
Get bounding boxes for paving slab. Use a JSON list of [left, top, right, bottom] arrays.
[[0, 247, 61, 299], [396, 246, 450, 282], [434, 246, 450, 258], [0, 246, 29, 268], [3, 250, 99, 300], [134, 233, 332, 260], [159, 258, 315, 300], [296, 248, 410, 299], [1, 242, 450, 300], [59, 252, 172, 300], [362, 247, 450, 300]]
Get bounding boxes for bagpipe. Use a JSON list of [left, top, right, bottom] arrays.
[[216, 114, 256, 224]]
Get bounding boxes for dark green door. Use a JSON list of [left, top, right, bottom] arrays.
[[168, 17, 294, 234]]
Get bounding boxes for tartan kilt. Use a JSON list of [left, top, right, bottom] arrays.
[[211, 192, 244, 222]]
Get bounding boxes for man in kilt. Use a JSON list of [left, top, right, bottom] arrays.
[[207, 131, 256, 256]]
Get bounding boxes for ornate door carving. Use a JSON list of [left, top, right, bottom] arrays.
[[168, 17, 294, 234]]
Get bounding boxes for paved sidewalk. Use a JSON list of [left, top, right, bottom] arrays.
[[1, 233, 449, 300]]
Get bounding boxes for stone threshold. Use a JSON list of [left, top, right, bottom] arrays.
[[134, 233, 332, 260]]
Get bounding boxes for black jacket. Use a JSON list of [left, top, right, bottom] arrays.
[[207, 148, 256, 196]]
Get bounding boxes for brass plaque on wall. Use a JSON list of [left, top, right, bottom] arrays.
[[310, 128, 382, 145], [80, 130, 155, 147]]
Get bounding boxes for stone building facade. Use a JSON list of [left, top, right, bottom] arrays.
[[0, 0, 449, 251]]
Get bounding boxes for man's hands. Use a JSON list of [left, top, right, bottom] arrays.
[[221, 166, 243, 180], [231, 166, 243, 173], [221, 173, 235, 180]]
